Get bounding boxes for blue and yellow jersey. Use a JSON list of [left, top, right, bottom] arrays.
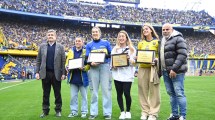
[[86, 39, 112, 63], [138, 39, 159, 68]]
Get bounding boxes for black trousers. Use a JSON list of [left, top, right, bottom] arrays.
[[114, 80, 132, 112], [42, 71, 62, 114]]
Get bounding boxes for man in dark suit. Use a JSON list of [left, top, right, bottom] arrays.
[[36, 29, 66, 118]]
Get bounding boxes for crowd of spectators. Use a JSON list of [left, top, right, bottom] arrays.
[[0, 19, 140, 51], [0, 0, 214, 79], [1, 20, 215, 55], [186, 33, 215, 56], [0, 0, 214, 26]]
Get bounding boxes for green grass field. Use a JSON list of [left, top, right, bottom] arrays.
[[0, 76, 215, 120]]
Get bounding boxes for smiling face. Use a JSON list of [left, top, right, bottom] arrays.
[[162, 24, 173, 38], [75, 37, 83, 49], [142, 25, 152, 37], [92, 27, 101, 40], [117, 32, 127, 46], [47, 31, 56, 42]]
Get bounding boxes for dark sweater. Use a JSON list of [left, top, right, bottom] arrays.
[[70, 47, 83, 85], [46, 43, 56, 72]]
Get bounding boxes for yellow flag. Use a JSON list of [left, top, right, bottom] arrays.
[[0, 29, 8, 47], [1, 62, 16, 74]]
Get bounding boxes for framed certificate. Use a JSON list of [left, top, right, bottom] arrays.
[[68, 57, 84, 70], [87, 52, 106, 63], [111, 53, 128, 67], [136, 50, 155, 64]]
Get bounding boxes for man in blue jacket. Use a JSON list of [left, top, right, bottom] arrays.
[[65, 37, 90, 118]]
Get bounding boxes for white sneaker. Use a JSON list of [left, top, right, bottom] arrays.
[[140, 115, 147, 120], [68, 113, 78, 118], [81, 113, 87, 118], [179, 116, 186, 120], [125, 112, 131, 119], [119, 112, 125, 119], [148, 115, 157, 120]]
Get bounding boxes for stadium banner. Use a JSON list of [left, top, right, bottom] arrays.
[[0, 49, 38, 56], [97, 19, 162, 26], [188, 59, 215, 70], [64, 15, 91, 21], [208, 55, 215, 59], [104, 0, 140, 4], [193, 26, 210, 32], [171, 24, 181, 27], [188, 53, 215, 59]]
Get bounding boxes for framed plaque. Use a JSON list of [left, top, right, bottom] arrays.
[[111, 53, 128, 67], [68, 57, 84, 70], [136, 50, 155, 64], [87, 52, 106, 63]]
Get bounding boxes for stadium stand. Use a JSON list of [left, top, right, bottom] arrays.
[[0, 0, 215, 79], [0, 19, 214, 55], [0, 0, 215, 26]]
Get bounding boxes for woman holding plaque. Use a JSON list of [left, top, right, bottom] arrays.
[[65, 37, 90, 118], [111, 30, 136, 119], [137, 24, 160, 120], [86, 27, 112, 119]]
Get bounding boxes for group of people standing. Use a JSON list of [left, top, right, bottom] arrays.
[[36, 23, 188, 120]]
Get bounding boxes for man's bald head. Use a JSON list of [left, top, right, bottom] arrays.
[[162, 23, 173, 38]]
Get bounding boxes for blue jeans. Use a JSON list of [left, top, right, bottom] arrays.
[[89, 63, 112, 116], [70, 84, 88, 114], [162, 71, 187, 118]]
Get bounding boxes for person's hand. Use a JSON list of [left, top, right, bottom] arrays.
[[152, 58, 158, 66], [112, 66, 117, 70], [127, 55, 130, 60], [129, 59, 135, 64], [65, 66, 69, 73], [91, 62, 100, 66], [169, 70, 176, 79], [36, 73, 40, 80], [61, 75, 66, 80], [79, 67, 85, 70]]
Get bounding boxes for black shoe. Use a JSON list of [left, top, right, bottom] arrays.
[[104, 115, 111, 119], [56, 112, 62, 117], [167, 115, 179, 120], [40, 113, 48, 118], [89, 115, 97, 119]]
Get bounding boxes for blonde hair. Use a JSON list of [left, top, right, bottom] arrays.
[[115, 30, 135, 54], [141, 24, 159, 40]]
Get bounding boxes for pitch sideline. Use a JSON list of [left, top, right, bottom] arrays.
[[0, 80, 35, 91]]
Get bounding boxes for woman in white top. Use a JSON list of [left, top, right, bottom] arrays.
[[111, 30, 136, 119]]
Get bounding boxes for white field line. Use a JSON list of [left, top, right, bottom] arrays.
[[0, 80, 34, 91]]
